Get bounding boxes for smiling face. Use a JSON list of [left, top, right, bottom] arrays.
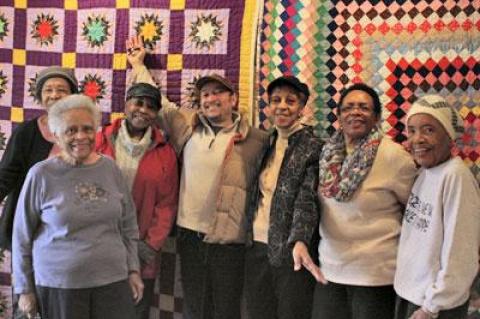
[[124, 96, 158, 136], [41, 77, 72, 110], [199, 81, 237, 127], [56, 108, 97, 165], [338, 90, 379, 145], [269, 85, 305, 129], [407, 113, 452, 168]]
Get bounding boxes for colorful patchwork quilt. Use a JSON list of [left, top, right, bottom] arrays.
[[258, 0, 480, 183]]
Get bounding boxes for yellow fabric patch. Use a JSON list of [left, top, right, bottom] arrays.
[[167, 54, 183, 71], [116, 0, 130, 9], [14, 0, 27, 9], [170, 0, 185, 10], [12, 49, 26, 65], [11, 107, 24, 123], [110, 112, 125, 122], [113, 53, 127, 70], [62, 52, 76, 68], [64, 0, 78, 10]]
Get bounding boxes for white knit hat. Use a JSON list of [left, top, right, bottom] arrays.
[[407, 94, 464, 140]]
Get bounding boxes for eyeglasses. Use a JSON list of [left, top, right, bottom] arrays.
[[339, 102, 373, 114]]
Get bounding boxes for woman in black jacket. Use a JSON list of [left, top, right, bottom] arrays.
[[0, 67, 78, 319], [245, 76, 323, 319], [0, 66, 78, 251]]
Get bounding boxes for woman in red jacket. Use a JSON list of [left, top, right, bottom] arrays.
[[96, 83, 179, 319]]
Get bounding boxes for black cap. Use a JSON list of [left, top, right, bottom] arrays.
[[267, 76, 310, 102], [126, 83, 161, 110]]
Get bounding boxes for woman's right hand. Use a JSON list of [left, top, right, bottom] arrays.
[[18, 293, 37, 318], [292, 241, 328, 284], [126, 35, 146, 68]]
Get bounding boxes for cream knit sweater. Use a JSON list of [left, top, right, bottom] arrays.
[[318, 137, 416, 286]]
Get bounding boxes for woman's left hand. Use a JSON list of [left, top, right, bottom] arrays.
[[18, 293, 37, 318], [128, 271, 144, 304], [409, 308, 434, 319]]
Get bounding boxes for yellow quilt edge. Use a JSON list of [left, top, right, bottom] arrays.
[[238, 0, 261, 126]]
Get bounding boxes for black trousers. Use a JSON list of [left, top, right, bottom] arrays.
[[177, 227, 245, 319], [394, 296, 469, 319], [311, 281, 396, 319], [244, 242, 315, 319], [35, 279, 135, 319]]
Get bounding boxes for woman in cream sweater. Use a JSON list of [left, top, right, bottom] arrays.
[[310, 83, 417, 319]]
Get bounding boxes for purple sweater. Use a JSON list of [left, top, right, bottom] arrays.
[[13, 156, 139, 294]]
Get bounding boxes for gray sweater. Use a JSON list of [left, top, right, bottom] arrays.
[[13, 156, 139, 294]]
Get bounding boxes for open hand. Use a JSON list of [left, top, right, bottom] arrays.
[[292, 241, 328, 284], [126, 35, 146, 68]]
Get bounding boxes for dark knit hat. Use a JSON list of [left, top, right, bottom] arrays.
[[267, 76, 310, 104], [126, 83, 162, 110], [35, 66, 78, 101]]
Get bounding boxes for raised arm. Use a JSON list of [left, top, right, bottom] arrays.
[[126, 36, 193, 155], [126, 36, 177, 109]]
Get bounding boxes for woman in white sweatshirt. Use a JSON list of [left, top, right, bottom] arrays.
[[394, 95, 480, 319]]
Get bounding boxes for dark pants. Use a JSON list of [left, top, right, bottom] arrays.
[[394, 296, 469, 319], [311, 281, 396, 319], [35, 279, 135, 319], [177, 227, 245, 319], [135, 279, 155, 319], [244, 242, 315, 319]]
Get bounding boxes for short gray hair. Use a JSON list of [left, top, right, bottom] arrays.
[[48, 94, 101, 135]]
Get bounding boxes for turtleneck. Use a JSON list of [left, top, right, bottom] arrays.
[[276, 120, 302, 139], [253, 121, 303, 243], [114, 120, 152, 190]]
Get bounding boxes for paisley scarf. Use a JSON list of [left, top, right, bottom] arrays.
[[318, 128, 382, 201]]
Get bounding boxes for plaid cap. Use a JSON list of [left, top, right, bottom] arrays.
[[195, 74, 235, 94]]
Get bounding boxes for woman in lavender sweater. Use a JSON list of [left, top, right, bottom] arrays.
[[12, 94, 143, 319]]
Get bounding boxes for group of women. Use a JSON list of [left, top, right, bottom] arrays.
[[245, 79, 479, 319], [0, 68, 178, 319], [0, 53, 479, 319]]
